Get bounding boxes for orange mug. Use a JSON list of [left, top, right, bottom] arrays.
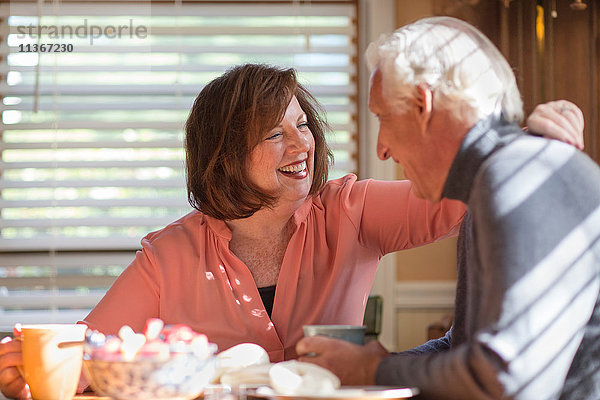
[[17, 324, 87, 400]]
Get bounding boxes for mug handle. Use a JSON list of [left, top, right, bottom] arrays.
[[57, 340, 85, 349]]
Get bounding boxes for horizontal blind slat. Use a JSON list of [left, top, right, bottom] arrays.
[[1, 65, 356, 73], [0, 310, 91, 331], [6, 25, 353, 36], [0, 178, 186, 189], [1, 102, 355, 113], [327, 160, 354, 172], [0, 276, 117, 290], [0, 292, 106, 308], [0, 160, 185, 169], [1, 140, 182, 149], [1, 140, 353, 152], [1, 2, 355, 18], [1, 122, 354, 131], [1, 252, 135, 268], [0, 84, 356, 96], [3, 44, 354, 55], [0, 237, 143, 251], [2, 216, 179, 228], [0, 198, 188, 208]]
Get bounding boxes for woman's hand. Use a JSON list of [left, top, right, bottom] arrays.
[[527, 100, 585, 150], [0, 326, 30, 400]]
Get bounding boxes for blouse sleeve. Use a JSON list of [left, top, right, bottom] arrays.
[[357, 178, 465, 255], [82, 237, 160, 335]]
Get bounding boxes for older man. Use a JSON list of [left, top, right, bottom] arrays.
[[297, 17, 600, 400]]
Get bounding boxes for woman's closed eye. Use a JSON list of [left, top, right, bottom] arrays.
[[266, 132, 282, 140]]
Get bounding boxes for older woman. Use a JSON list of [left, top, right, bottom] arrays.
[[0, 64, 584, 399]]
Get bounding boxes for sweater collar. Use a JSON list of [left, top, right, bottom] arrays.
[[442, 114, 522, 203]]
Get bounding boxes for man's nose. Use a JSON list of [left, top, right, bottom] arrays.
[[377, 140, 391, 160]]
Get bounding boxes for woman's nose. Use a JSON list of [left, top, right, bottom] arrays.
[[288, 130, 311, 152]]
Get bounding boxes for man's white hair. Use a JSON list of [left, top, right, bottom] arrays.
[[366, 16, 524, 124]]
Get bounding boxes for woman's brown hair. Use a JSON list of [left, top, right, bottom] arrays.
[[185, 64, 333, 220]]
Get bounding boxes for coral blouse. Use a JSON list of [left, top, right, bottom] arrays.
[[84, 175, 464, 361]]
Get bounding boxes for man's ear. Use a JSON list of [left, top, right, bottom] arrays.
[[415, 84, 433, 134]]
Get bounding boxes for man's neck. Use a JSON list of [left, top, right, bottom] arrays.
[[423, 111, 473, 202], [442, 114, 521, 203]]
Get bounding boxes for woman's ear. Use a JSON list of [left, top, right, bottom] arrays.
[[415, 84, 433, 134]]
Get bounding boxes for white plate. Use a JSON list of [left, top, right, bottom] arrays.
[[249, 386, 420, 400]]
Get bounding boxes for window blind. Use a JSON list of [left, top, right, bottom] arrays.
[[0, 0, 358, 331]]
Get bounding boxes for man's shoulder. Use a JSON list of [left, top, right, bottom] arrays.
[[477, 136, 599, 192], [489, 135, 574, 169], [470, 136, 600, 225]]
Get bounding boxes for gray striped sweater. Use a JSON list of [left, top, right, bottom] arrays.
[[376, 115, 600, 399]]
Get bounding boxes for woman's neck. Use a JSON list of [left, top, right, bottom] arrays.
[[225, 198, 302, 241], [225, 201, 300, 287]]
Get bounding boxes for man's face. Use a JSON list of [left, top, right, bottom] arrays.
[[368, 69, 439, 201]]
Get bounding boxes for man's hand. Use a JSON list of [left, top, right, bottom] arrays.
[[296, 337, 389, 386], [527, 100, 584, 150]]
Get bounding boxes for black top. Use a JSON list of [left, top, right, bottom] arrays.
[[258, 285, 276, 318]]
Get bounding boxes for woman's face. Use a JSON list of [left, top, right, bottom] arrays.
[[247, 95, 315, 206]]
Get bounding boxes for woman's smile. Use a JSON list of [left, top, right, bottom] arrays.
[[278, 160, 308, 178]]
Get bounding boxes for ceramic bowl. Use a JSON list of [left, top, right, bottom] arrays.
[[83, 353, 216, 400]]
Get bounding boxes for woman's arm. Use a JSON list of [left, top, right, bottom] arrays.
[[358, 179, 465, 254]]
